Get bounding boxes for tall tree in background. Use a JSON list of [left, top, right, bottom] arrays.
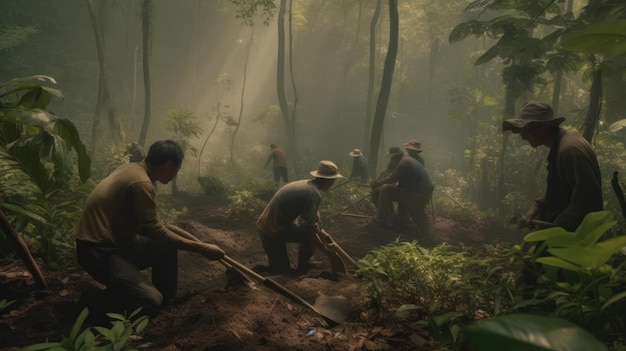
[[276, 0, 296, 167], [87, 0, 123, 157], [229, 29, 255, 164], [368, 0, 398, 174], [138, 0, 152, 147], [364, 0, 382, 149]]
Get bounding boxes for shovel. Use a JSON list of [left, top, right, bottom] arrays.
[[166, 224, 257, 289], [222, 255, 345, 327], [167, 224, 344, 326]]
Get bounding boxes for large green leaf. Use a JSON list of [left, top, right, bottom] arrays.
[[574, 211, 616, 247], [54, 119, 91, 182], [0, 202, 48, 225], [548, 235, 626, 269], [0, 75, 61, 101], [464, 314, 607, 351], [449, 20, 484, 43], [609, 119, 626, 133], [561, 20, 626, 58], [535, 257, 582, 272], [524, 227, 573, 244]]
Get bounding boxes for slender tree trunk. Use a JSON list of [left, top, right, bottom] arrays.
[[288, 0, 299, 172], [276, 0, 295, 165], [582, 66, 602, 142], [496, 84, 517, 210], [551, 69, 563, 116], [364, 0, 382, 150], [0, 209, 48, 291], [229, 29, 253, 164], [197, 104, 222, 176], [368, 0, 398, 175], [131, 46, 139, 135], [138, 0, 152, 147], [87, 0, 106, 158]]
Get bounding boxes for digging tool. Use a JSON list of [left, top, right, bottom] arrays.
[[510, 216, 556, 229], [221, 255, 344, 327], [166, 224, 257, 290], [330, 192, 372, 218], [319, 229, 356, 266]]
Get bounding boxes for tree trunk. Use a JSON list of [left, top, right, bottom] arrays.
[[367, 0, 398, 175], [582, 67, 602, 143], [87, 0, 105, 158], [287, 0, 299, 172], [496, 84, 517, 210], [0, 209, 48, 291], [364, 0, 382, 149], [138, 0, 152, 147], [276, 0, 295, 165], [229, 29, 253, 164]]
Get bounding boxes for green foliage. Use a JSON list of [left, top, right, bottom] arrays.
[[228, 190, 266, 214], [0, 298, 15, 312], [0, 76, 91, 193], [464, 314, 607, 351], [522, 210, 626, 333], [165, 108, 202, 158], [23, 307, 149, 351], [561, 20, 626, 58], [0, 25, 38, 50], [197, 176, 227, 198]]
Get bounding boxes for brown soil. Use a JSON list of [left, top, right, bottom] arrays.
[[0, 194, 516, 350]]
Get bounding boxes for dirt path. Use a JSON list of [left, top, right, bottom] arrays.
[[0, 194, 516, 350]]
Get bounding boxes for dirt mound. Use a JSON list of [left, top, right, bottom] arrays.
[[0, 194, 517, 350]]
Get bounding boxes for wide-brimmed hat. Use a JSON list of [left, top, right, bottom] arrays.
[[348, 148, 363, 157], [310, 160, 343, 179], [387, 146, 404, 157], [402, 139, 422, 152], [503, 101, 565, 133]]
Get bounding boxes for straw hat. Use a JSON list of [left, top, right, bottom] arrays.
[[503, 101, 565, 133], [387, 146, 403, 157], [310, 160, 343, 179], [402, 139, 422, 152], [348, 148, 363, 157]]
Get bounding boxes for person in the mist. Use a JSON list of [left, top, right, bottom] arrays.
[[126, 142, 145, 162], [370, 146, 404, 205], [372, 141, 434, 234], [264, 144, 288, 185], [256, 160, 347, 275], [504, 101, 602, 231], [74, 140, 225, 315], [403, 139, 425, 167], [348, 148, 370, 184]]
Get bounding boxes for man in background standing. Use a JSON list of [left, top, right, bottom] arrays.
[[348, 148, 370, 184], [264, 144, 288, 185]]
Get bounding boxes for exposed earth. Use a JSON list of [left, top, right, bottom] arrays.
[[0, 193, 518, 350]]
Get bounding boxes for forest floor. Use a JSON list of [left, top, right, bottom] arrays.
[[0, 193, 520, 350]]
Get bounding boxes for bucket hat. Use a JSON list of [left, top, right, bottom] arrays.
[[402, 139, 422, 152], [310, 160, 343, 179], [387, 146, 404, 157], [503, 101, 565, 133]]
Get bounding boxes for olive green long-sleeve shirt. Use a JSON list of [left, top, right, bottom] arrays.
[[540, 129, 603, 231], [74, 162, 178, 248]]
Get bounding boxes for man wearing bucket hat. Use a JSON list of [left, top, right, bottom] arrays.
[[370, 146, 404, 205], [348, 148, 370, 184], [256, 160, 347, 275], [372, 143, 434, 233], [503, 101, 603, 231], [402, 139, 425, 167]]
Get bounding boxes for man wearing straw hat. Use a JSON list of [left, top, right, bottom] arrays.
[[348, 148, 370, 184], [503, 101, 603, 231], [256, 160, 347, 275]]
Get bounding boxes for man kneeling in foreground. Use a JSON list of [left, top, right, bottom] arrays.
[[256, 160, 347, 275], [74, 140, 225, 315]]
